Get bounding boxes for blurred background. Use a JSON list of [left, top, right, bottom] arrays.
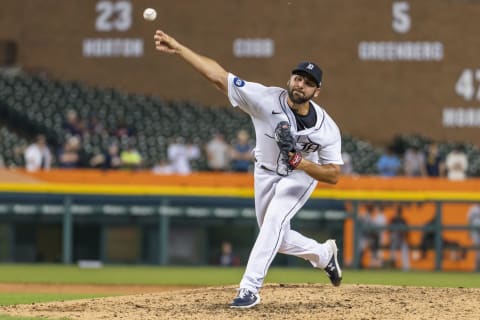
[[0, 0, 479, 272]]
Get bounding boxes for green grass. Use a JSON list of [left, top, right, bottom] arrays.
[[0, 265, 478, 319], [0, 264, 478, 288], [0, 265, 243, 286]]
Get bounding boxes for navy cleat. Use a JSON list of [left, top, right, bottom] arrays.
[[230, 288, 261, 309], [324, 239, 342, 287]]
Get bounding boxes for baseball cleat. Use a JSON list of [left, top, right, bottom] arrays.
[[230, 288, 261, 309], [324, 239, 342, 287]]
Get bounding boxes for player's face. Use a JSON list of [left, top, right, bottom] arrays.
[[287, 74, 319, 104]]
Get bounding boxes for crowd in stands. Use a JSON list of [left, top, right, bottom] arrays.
[[1, 72, 480, 178], [1, 105, 476, 179], [17, 120, 255, 175], [14, 109, 255, 174], [5, 107, 479, 179], [357, 202, 479, 271], [373, 139, 470, 180]]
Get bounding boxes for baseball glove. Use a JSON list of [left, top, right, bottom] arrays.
[[274, 121, 295, 153], [274, 121, 302, 173]]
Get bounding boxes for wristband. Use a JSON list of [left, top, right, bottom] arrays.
[[288, 152, 302, 169]]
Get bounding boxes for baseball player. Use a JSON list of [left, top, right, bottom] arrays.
[[467, 204, 480, 271], [154, 30, 343, 308]]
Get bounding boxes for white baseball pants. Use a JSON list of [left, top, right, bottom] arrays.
[[239, 163, 332, 293]]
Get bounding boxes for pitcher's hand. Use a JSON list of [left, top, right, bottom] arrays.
[[154, 30, 180, 54]]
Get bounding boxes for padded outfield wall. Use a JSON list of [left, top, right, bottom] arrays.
[[0, 170, 479, 271]]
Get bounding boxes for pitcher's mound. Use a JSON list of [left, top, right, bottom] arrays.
[[1, 283, 479, 320]]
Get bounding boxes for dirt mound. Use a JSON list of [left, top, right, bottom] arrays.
[[1, 284, 479, 320]]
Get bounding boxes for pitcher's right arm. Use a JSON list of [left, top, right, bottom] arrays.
[[154, 30, 228, 95]]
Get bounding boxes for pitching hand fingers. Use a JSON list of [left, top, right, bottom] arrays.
[[155, 43, 176, 54], [153, 31, 178, 53]]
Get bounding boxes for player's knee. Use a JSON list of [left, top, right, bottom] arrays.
[[263, 212, 290, 229]]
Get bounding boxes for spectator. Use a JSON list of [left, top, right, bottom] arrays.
[[120, 142, 143, 170], [403, 145, 426, 177], [87, 113, 105, 136], [418, 215, 466, 262], [115, 118, 134, 138], [63, 109, 85, 137], [358, 203, 386, 268], [359, 203, 376, 268], [341, 151, 354, 175], [372, 204, 387, 267], [167, 137, 200, 175], [377, 146, 402, 177], [103, 143, 122, 170], [89, 143, 122, 170], [425, 142, 445, 177], [57, 136, 81, 168], [467, 204, 480, 271], [219, 241, 240, 266], [205, 132, 231, 171], [389, 206, 410, 271], [13, 144, 27, 168], [445, 144, 468, 181], [24, 134, 52, 172], [230, 129, 253, 172], [152, 159, 173, 174]]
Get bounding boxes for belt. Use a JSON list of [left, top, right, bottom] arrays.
[[259, 165, 275, 172], [255, 158, 276, 173]]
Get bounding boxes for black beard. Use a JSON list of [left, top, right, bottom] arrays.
[[287, 87, 313, 104]]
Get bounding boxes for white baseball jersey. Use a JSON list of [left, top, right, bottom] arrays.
[[227, 73, 343, 293], [227, 74, 343, 172]]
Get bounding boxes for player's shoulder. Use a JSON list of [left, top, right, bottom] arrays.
[[230, 73, 282, 92], [264, 85, 285, 97], [312, 102, 340, 130]]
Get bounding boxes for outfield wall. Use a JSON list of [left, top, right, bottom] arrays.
[[0, 169, 479, 271]]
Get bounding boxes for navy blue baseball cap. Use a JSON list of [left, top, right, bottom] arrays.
[[291, 62, 323, 87]]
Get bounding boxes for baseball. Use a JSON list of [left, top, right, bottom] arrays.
[[143, 8, 157, 21]]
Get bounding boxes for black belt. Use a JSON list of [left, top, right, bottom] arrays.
[[255, 158, 275, 173], [260, 165, 275, 172]]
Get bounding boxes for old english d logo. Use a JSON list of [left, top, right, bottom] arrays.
[[306, 63, 314, 70]]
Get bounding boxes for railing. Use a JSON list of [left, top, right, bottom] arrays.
[[0, 191, 345, 265], [1, 172, 480, 270], [349, 201, 480, 271]]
